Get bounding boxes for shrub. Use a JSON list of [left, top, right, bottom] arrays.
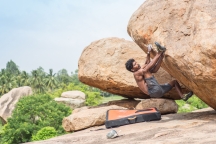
[[176, 95, 208, 113], [1, 94, 71, 144], [187, 96, 208, 109], [31, 127, 57, 141], [85, 91, 102, 106]]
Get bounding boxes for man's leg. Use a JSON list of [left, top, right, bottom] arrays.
[[145, 53, 151, 64], [150, 52, 165, 73], [144, 44, 153, 65], [168, 80, 193, 101], [143, 51, 165, 72]]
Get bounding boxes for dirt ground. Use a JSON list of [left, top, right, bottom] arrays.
[[25, 107, 216, 144]]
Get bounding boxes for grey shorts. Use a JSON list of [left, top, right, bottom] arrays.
[[145, 76, 172, 98]]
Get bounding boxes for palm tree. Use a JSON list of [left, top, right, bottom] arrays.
[[16, 71, 22, 87], [30, 70, 46, 94], [20, 71, 30, 86], [45, 69, 57, 92], [0, 71, 16, 95], [0, 77, 11, 95]]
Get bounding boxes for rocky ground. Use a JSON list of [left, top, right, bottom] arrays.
[[26, 107, 216, 144]]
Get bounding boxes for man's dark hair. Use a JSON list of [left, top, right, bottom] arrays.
[[125, 58, 135, 72]]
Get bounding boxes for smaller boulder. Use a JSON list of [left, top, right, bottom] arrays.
[[54, 98, 85, 109], [62, 105, 126, 132], [55, 90, 86, 109], [61, 91, 85, 100], [107, 99, 141, 109], [136, 98, 178, 114]]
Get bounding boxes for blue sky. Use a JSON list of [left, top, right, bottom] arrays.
[[0, 0, 144, 74]]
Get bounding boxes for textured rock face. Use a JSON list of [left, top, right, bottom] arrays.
[[62, 105, 126, 131], [54, 98, 85, 109], [127, 0, 216, 109], [107, 99, 140, 110], [55, 91, 86, 109], [0, 86, 33, 123], [61, 91, 85, 100], [136, 98, 178, 114], [79, 37, 188, 99]]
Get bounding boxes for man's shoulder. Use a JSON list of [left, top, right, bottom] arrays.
[[133, 69, 143, 76], [133, 70, 143, 80]]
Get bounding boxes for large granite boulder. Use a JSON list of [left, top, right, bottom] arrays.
[[62, 105, 126, 131], [0, 86, 33, 123], [127, 0, 216, 109], [79, 37, 189, 99], [136, 99, 178, 114], [55, 91, 85, 109]]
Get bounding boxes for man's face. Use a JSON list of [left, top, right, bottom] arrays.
[[132, 61, 140, 72]]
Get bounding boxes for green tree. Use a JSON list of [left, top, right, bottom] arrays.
[[71, 69, 80, 85], [36, 67, 46, 77], [56, 69, 71, 85], [5, 60, 20, 76], [0, 71, 16, 95], [45, 69, 57, 92], [85, 91, 102, 106], [20, 71, 30, 86], [30, 70, 46, 93], [0, 94, 71, 144], [31, 127, 57, 141]]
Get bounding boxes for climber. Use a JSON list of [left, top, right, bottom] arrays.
[[125, 42, 193, 101]]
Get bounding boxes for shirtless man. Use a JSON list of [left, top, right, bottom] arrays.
[[125, 42, 193, 101]]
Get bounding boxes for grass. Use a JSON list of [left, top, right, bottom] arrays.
[[101, 95, 126, 103], [176, 95, 208, 113]]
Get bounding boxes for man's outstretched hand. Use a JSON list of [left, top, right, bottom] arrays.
[[147, 44, 152, 54]]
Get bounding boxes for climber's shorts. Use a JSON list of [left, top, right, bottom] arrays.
[[145, 76, 173, 98]]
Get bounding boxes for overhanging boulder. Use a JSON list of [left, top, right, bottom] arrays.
[[127, 0, 216, 109]]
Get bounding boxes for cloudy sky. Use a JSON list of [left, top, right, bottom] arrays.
[[0, 0, 144, 74]]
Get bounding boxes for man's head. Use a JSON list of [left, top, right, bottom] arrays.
[[125, 58, 140, 72]]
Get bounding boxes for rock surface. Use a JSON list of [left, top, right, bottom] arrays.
[[107, 99, 140, 110], [25, 107, 216, 144], [72, 106, 89, 114], [61, 91, 85, 100], [127, 0, 216, 109], [72, 99, 139, 113], [136, 98, 178, 114], [54, 98, 85, 109], [54, 91, 86, 109], [78, 37, 188, 100], [0, 86, 33, 123], [62, 105, 126, 131]]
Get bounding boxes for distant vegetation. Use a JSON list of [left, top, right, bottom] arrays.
[[0, 60, 111, 97]]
